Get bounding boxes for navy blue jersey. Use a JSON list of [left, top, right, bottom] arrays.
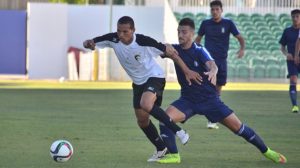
[[173, 43, 218, 103], [198, 18, 240, 60], [279, 26, 300, 56]]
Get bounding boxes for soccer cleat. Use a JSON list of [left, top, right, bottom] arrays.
[[292, 105, 299, 113], [207, 121, 219, 129], [263, 148, 287, 164], [147, 147, 168, 162], [157, 153, 181, 164], [176, 130, 189, 145]]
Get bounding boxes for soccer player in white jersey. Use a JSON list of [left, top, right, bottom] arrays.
[[83, 16, 202, 162]]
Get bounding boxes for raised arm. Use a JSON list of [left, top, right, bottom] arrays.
[[204, 60, 218, 86]]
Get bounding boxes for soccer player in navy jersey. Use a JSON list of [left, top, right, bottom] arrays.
[[158, 18, 286, 164], [83, 16, 202, 162], [295, 29, 300, 65], [195, 0, 245, 129], [280, 9, 300, 113]]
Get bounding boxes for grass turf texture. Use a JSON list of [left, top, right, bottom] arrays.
[[0, 81, 299, 168]]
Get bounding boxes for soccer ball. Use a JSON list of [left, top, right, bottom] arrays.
[[50, 140, 73, 162]]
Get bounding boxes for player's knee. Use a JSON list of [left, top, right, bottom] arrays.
[[290, 76, 297, 84], [140, 101, 153, 113], [137, 118, 149, 128]]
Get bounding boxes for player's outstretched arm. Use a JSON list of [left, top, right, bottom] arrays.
[[164, 44, 202, 85], [204, 60, 218, 86], [83, 39, 96, 50]]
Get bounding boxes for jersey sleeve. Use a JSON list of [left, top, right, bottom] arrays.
[[197, 21, 205, 36], [136, 34, 166, 57], [92, 33, 118, 49], [298, 29, 300, 38], [198, 46, 214, 63], [279, 29, 287, 46], [229, 20, 240, 36]]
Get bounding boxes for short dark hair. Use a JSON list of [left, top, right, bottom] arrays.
[[118, 16, 135, 29], [210, 0, 223, 8], [291, 9, 300, 15], [179, 18, 195, 30]]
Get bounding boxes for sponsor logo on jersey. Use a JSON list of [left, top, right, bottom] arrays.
[[134, 54, 141, 62], [221, 27, 225, 33], [194, 61, 199, 67]]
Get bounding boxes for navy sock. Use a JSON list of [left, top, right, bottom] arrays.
[[289, 84, 297, 106], [141, 120, 166, 151], [150, 105, 181, 133], [159, 122, 178, 153], [236, 124, 268, 153]]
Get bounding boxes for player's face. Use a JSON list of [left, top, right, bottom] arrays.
[[292, 14, 300, 26], [117, 23, 135, 45], [178, 25, 194, 46], [211, 6, 222, 20]]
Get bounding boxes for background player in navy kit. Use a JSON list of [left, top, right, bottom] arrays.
[[280, 9, 300, 113], [158, 18, 286, 164], [83, 16, 202, 162], [295, 29, 300, 65], [195, 0, 245, 129]]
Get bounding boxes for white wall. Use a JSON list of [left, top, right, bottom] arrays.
[[67, 5, 111, 48], [28, 3, 175, 80], [28, 3, 68, 79]]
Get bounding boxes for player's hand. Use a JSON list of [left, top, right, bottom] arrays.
[[236, 49, 244, 58], [294, 56, 300, 65], [83, 40, 96, 50], [185, 70, 202, 85], [165, 43, 178, 56], [286, 54, 293, 61], [204, 71, 217, 86]]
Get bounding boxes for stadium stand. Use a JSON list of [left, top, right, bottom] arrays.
[[175, 12, 291, 79]]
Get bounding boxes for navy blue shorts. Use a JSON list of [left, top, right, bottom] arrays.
[[171, 97, 233, 123], [215, 59, 227, 86], [287, 60, 300, 78]]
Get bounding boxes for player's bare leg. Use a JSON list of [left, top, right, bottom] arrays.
[[135, 108, 167, 162], [221, 113, 287, 164], [140, 91, 189, 145], [207, 85, 222, 129], [158, 106, 186, 164]]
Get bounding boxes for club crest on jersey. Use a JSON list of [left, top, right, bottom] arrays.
[[194, 61, 199, 67], [134, 54, 141, 62], [221, 27, 225, 33]]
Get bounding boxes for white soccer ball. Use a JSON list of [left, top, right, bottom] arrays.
[[50, 140, 73, 162]]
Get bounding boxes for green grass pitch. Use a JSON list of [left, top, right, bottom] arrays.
[[0, 88, 299, 168]]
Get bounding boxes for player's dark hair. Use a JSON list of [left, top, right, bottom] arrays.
[[291, 9, 300, 15], [210, 0, 223, 8], [118, 16, 135, 29], [179, 18, 195, 30]]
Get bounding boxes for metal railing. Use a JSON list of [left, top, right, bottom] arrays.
[[169, 0, 300, 14]]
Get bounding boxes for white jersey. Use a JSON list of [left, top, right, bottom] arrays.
[[94, 33, 165, 85]]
